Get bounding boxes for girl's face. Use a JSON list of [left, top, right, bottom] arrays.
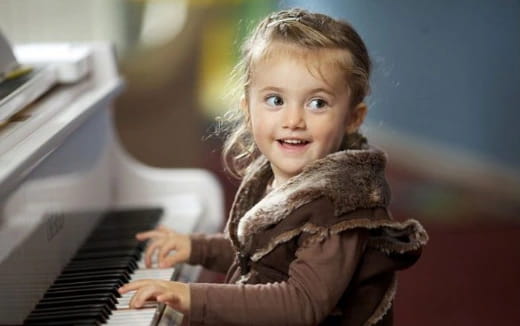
[[245, 43, 366, 186]]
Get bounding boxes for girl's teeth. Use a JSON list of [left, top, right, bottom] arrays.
[[282, 139, 305, 144]]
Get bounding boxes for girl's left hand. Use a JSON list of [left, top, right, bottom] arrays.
[[118, 279, 190, 313]]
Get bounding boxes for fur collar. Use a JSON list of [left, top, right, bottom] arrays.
[[226, 147, 391, 249]]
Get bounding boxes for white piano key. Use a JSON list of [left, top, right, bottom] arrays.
[[130, 268, 175, 280], [103, 308, 158, 325]]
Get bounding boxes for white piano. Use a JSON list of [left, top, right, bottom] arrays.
[[0, 41, 223, 325]]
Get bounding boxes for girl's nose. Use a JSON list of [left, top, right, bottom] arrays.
[[282, 106, 306, 129]]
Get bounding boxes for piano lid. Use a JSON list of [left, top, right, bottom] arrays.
[[0, 41, 124, 201]]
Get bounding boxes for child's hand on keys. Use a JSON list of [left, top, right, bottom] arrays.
[[118, 279, 190, 313], [136, 226, 191, 268]]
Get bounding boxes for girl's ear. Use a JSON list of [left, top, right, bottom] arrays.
[[345, 102, 367, 134], [240, 96, 248, 112], [240, 96, 252, 127]]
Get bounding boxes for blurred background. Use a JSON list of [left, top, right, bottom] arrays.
[[1, 0, 519, 324]]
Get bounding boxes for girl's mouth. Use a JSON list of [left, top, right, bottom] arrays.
[[277, 138, 310, 151], [278, 139, 309, 144]]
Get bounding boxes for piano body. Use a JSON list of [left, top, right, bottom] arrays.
[[0, 42, 223, 325]]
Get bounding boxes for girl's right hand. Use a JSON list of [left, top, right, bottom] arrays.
[[136, 226, 191, 268]]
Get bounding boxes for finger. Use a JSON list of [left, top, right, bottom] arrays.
[[158, 243, 178, 267], [159, 254, 182, 268], [130, 285, 160, 309], [136, 230, 165, 241], [118, 279, 150, 294], [144, 240, 164, 268], [128, 281, 170, 309]]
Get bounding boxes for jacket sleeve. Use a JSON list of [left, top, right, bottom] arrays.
[[188, 233, 236, 274], [189, 230, 367, 326]]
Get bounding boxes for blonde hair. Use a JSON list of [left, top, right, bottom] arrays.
[[221, 8, 371, 179]]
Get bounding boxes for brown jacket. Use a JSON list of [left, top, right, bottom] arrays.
[[188, 147, 428, 326]]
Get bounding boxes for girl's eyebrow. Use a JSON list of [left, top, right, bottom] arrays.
[[306, 87, 336, 97], [259, 86, 284, 93], [258, 86, 336, 97]]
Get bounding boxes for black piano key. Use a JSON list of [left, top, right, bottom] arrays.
[[72, 248, 141, 261], [43, 286, 121, 299], [66, 257, 138, 268], [61, 262, 136, 274], [30, 303, 112, 316], [46, 283, 122, 294], [48, 278, 125, 290], [25, 319, 102, 326], [56, 268, 132, 278], [53, 270, 131, 283], [36, 295, 117, 309], [28, 306, 110, 321]]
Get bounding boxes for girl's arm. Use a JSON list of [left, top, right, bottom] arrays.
[[188, 232, 235, 274], [189, 230, 366, 326]]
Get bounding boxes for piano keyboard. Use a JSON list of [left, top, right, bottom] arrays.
[[24, 208, 182, 326]]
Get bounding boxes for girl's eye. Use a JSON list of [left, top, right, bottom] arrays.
[[308, 98, 328, 111], [265, 95, 284, 107]]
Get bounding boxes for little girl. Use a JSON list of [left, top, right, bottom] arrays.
[[119, 8, 428, 326]]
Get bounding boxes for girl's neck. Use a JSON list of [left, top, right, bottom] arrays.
[[269, 164, 291, 190], [271, 177, 281, 190], [265, 176, 282, 195], [265, 176, 279, 195], [271, 175, 290, 190]]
